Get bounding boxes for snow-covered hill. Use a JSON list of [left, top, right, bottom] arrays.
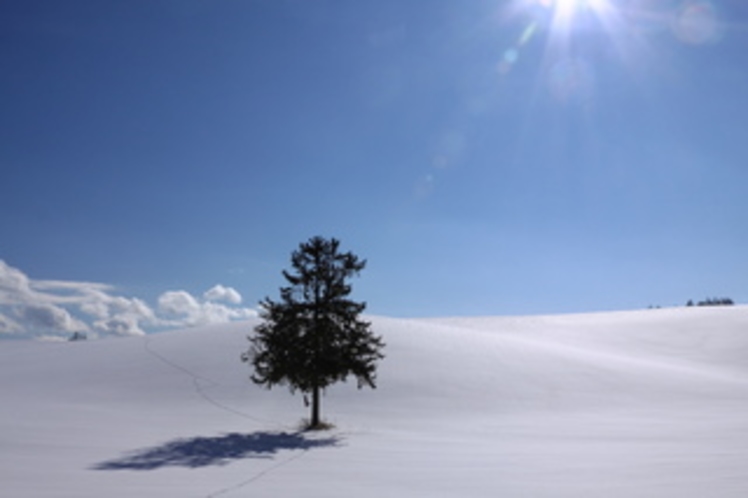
[[2, 306, 748, 497]]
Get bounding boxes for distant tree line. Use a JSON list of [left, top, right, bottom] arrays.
[[686, 297, 735, 307], [647, 297, 736, 310]]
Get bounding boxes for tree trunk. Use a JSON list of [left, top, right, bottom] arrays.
[[310, 385, 321, 428]]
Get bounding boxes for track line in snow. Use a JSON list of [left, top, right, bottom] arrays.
[[141, 336, 334, 497], [205, 429, 349, 498], [205, 448, 310, 498], [142, 336, 278, 427]]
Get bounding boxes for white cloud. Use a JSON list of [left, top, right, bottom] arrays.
[[0, 312, 22, 335], [0, 260, 114, 308], [203, 284, 242, 304], [92, 315, 146, 337], [16, 304, 88, 333], [0, 260, 257, 340], [79, 292, 110, 319], [79, 290, 156, 336], [158, 290, 201, 317], [158, 288, 256, 327], [0, 259, 34, 305]]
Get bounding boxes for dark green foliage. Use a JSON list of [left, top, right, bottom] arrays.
[[697, 297, 734, 307], [242, 236, 384, 428]]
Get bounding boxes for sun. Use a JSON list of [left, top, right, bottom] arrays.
[[498, 0, 622, 76], [498, 0, 622, 98], [518, 0, 616, 45], [555, 0, 583, 17], [535, 0, 585, 11], [545, 0, 612, 28]]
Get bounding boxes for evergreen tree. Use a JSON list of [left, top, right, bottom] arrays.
[[242, 236, 384, 429]]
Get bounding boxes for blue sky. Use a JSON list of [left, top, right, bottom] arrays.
[[2, 0, 747, 337]]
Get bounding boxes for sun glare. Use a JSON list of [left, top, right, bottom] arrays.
[[498, 0, 616, 77], [500, 0, 725, 102], [544, 0, 612, 30], [556, 0, 581, 19]]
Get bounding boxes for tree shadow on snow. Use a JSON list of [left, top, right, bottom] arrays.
[[92, 431, 340, 470]]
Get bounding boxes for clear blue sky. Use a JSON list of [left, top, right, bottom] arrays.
[[1, 0, 747, 337]]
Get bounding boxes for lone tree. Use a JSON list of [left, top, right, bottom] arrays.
[[242, 236, 384, 429]]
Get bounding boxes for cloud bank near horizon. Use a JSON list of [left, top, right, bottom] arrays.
[[0, 260, 257, 340]]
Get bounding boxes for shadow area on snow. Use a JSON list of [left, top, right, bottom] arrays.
[[92, 431, 340, 470]]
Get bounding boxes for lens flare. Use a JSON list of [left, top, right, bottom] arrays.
[[672, 2, 721, 45], [548, 57, 594, 105], [497, 0, 724, 105], [519, 21, 537, 46]]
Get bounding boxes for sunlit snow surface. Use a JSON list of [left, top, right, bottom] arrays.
[[2, 306, 748, 497]]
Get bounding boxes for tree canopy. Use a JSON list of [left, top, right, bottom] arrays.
[[242, 236, 384, 428]]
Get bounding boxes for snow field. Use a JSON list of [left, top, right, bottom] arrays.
[[1, 306, 747, 497]]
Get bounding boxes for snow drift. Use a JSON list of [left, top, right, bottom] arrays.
[[1, 306, 748, 497]]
